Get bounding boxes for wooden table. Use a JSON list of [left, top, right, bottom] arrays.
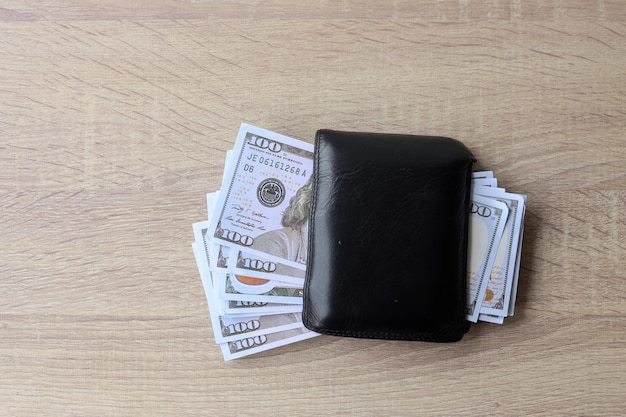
[[2, 2, 625, 415]]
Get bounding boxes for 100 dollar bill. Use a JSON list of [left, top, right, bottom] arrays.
[[216, 272, 303, 304], [221, 326, 318, 361], [466, 195, 509, 322], [208, 124, 314, 269], [229, 248, 306, 285], [221, 300, 302, 316]]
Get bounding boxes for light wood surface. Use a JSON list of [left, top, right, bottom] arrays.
[[1, 1, 625, 416]]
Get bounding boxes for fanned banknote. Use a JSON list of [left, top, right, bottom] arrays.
[[207, 123, 314, 270], [221, 300, 302, 316], [191, 125, 527, 360], [220, 326, 317, 361], [466, 195, 509, 323], [215, 272, 303, 304], [228, 248, 306, 286]]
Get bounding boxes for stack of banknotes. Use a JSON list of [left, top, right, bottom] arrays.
[[192, 124, 526, 360]]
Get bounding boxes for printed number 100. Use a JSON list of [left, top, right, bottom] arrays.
[[232, 335, 267, 351], [218, 228, 253, 246]]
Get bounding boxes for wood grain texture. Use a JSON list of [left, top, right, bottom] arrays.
[[1, 1, 625, 416]]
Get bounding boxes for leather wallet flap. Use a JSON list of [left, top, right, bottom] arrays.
[[303, 130, 475, 342]]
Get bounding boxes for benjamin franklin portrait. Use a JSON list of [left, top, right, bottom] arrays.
[[251, 176, 312, 265]]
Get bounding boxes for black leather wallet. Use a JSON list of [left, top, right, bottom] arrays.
[[303, 130, 475, 342]]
